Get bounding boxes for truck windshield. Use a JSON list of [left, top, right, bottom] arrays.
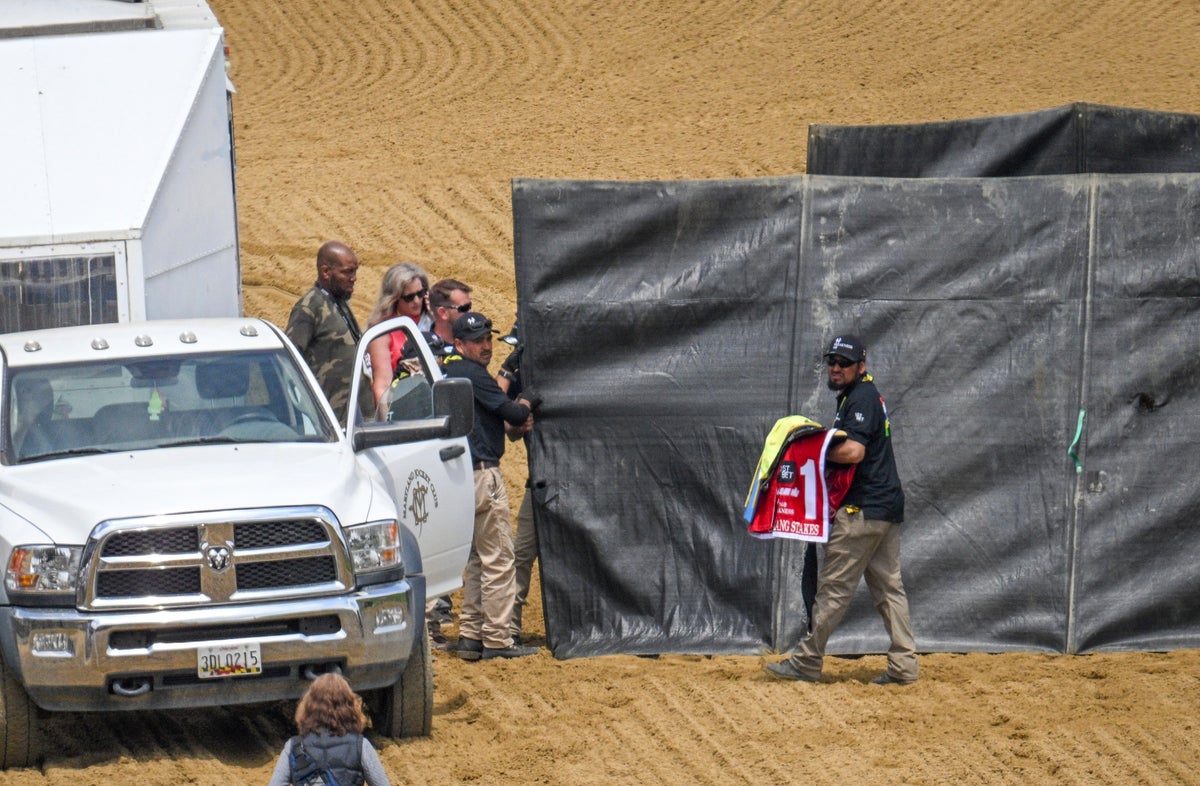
[[7, 350, 337, 463]]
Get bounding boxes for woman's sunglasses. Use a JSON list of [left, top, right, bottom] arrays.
[[399, 288, 428, 303]]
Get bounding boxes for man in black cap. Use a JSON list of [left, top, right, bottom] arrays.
[[443, 312, 538, 660], [764, 333, 918, 685]]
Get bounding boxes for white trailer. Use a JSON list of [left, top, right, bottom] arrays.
[[0, 0, 240, 332]]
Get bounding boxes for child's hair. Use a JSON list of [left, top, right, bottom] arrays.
[[294, 673, 368, 736]]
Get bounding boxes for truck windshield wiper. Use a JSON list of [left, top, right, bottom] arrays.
[[21, 447, 112, 462], [157, 436, 243, 448]]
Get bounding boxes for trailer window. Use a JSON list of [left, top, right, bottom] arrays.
[[0, 255, 118, 332]]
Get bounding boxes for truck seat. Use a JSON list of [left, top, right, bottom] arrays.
[[195, 358, 250, 400], [91, 402, 172, 445]]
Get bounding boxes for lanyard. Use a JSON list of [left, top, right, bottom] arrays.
[[323, 288, 361, 342]]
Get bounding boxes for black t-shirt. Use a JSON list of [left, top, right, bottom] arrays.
[[442, 355, 530, 464], [832, 377, 905, 523]]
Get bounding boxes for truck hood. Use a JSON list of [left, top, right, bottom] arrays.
[[0, 443, 380, 545]]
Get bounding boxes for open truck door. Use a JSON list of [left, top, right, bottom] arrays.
[[347, 317, 474, 601]]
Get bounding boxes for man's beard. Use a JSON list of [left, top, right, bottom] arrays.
[[827, 378, 851, 392]]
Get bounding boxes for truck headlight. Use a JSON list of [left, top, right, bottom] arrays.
[[6, 546, 83, 597], [346, 520, 402, 574]]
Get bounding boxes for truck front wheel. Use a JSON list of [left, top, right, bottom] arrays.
[[369, 623, 432, 738], [0, 651, 35, 769]]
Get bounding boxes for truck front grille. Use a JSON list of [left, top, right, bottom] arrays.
[[102, 527, 199, 556], [107, 614, 342, 650], [237, 556, 338, 589], [82, 507, 351, 610], [97, 567, 203, 598], [235, 519, 327, 549]]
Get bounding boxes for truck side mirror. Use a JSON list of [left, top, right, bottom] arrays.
[[433, 378, 474, 439]]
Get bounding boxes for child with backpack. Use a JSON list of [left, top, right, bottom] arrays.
[[267, 673, 392, 786]]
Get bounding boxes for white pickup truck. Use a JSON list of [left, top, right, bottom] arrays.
[[0, 317, 474, 768]]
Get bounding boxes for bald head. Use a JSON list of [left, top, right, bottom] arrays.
[[316, 241, 359, 300]]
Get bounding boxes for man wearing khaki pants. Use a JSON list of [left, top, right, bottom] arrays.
[[764, 333, 918, 686], [442, 312, 538, 661]]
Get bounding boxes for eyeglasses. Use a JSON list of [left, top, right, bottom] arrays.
[[826, 356, 857, 368], [399, 288, 428, 303], [446, 301, 472, 313]]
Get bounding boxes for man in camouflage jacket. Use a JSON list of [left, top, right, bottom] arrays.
[[286, 241, 369, 424]]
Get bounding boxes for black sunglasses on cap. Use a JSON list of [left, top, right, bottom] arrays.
[[826, 356, 857, 368], [399, 288, 428, 303]]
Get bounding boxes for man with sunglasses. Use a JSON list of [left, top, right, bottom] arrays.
[[423, 278, 473, 360], [764, 334, 918, 686], [407, 277, 474, 645]]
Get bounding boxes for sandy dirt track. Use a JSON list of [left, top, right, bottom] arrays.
[[6, 1, 1200, 784]]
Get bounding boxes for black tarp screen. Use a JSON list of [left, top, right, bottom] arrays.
[[512, 172, 1200, 659], [806, 103, 1200, 177]]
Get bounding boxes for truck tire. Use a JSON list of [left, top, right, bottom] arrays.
[[0, 652, 35, 769], [372, 623, 432, 738]]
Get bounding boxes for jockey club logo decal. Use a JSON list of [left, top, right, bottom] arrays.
[[403, 469, 439, 533]]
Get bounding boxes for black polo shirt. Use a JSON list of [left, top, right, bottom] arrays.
[[442, 355, 530, 464], [832, 376, 905, 523]]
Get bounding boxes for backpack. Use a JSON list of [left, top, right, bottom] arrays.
[[289, 735, 365, 786]]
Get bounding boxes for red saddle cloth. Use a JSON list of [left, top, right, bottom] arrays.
[[747, 428, 855, 543]]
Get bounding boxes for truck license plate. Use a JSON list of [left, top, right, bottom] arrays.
[[197, 642, 262, 679]]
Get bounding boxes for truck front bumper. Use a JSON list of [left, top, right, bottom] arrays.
[[0, 579, 418, 712]]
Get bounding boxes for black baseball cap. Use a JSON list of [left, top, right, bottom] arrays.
[[453, 312, 498, 341], [825, 334, 865, 362]]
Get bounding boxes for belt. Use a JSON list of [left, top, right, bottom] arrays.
[[473, 460, 499, 471]]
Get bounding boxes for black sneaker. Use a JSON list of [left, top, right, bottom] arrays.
[[456, 637, 483, 661], [480, 644, 538, 660]]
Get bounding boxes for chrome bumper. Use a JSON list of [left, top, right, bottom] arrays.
[[0, 580, 416, 712]]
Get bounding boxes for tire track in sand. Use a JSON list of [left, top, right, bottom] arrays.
[[35, 704, 290, 775]]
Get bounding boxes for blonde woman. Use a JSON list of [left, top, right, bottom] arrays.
[[365, 262, 431, 409], [267, 672, 391, 786]]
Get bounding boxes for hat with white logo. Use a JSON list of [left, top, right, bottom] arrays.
[[453, 312, 499, 341], [825, 334, 865, 363]]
